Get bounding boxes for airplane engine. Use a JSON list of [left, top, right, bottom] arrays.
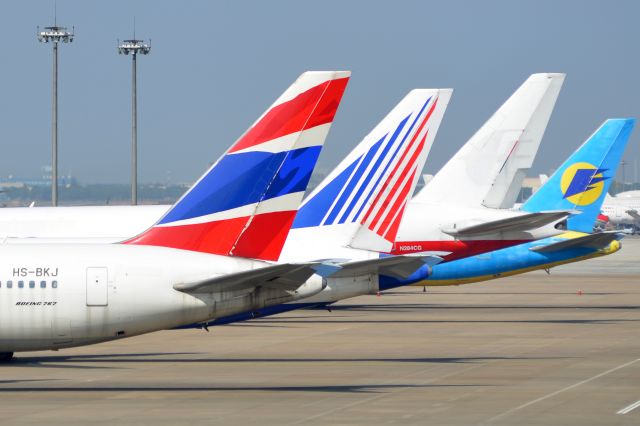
[[289, 275, 327, 300]]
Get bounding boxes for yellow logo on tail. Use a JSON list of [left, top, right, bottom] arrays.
[[560, 162, 607, 206]]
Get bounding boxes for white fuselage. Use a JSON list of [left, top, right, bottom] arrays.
[[0, 205, 167, 241], [601, 197, 640, 226], [393, 202, 561, 255], [0, 244, 323, 352]]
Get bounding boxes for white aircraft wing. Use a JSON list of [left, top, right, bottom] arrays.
[[328, 254, 443, 279], [174, 263, 323, 294], [442, 211, 573, 237], [174, 254, 443, 294], [530, 231, 623, 253]]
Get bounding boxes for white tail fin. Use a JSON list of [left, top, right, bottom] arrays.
[[414, 73, 565, 208]]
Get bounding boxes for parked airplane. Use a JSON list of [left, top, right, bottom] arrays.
[[406, 118, 634, 286], [600, 192, 640, 229], [0, 71, 358, 361]]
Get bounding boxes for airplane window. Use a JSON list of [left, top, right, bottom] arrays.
[[7, 280, 12, 288], [40, 281, 46, 288], [29, 280, 35, 288], [18, 280, 24, 288], [52, 280, 58, 289]]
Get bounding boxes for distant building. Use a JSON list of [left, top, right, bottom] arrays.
[[0, 166, 76, 189]]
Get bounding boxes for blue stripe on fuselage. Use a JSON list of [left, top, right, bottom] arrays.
[[379, 237, 601, 289]]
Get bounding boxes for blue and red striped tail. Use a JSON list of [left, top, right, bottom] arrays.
[[292, 89, 451, 252], [125, 71, 350, 260]]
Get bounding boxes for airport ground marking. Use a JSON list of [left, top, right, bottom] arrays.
[[289, 341, 518, 425], [486, 358, 640, 423], [617, 399, 640, 415]]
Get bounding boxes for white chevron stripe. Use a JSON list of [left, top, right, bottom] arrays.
[[366, 113, 431, 232], [341, 113, 416, 224], [229, 123, 331, 155], [319, 108, 417, 227], [156, 192, 303, 227]]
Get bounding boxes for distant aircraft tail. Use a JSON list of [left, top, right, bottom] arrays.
[[414, 73, 564, 208], [125, 71, 350, 260], [522, 118, 635, 232], [292, 89, 452, 252]]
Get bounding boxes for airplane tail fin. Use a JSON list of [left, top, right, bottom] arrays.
[[414, 73, 564, 208], [522, 118, 635, 232], [125, 71, 350, 261], [292, 89, 452, 252]]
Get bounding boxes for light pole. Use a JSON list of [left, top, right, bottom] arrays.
[[38, 25, 73, 206], [118, 38, 150, 205]]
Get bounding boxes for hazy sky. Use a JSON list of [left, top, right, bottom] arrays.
[[0, 0, 638, 184]]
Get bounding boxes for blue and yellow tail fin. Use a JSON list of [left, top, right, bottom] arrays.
[[522, 118, 635, 232]]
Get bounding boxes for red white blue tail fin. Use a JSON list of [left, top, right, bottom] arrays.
[[292, 89, 452, 252], [125, 71, 350, 260]]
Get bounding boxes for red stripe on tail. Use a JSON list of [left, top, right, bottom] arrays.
[[379, 168, 417, 240], [124, 210, 297, 261], [369, 133, 426, 231], [229, 77, 349, 153], [361, 98, 438, 226]]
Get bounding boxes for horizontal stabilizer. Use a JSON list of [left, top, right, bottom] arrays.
[[530, 231, 623, 253], [174, 262, 323, 294], [442, 210, 573, 237], [328, 254, 443, 279], [627, 209, 640, 220]]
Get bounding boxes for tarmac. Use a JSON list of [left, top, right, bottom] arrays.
[[1, 239, 640, 425]]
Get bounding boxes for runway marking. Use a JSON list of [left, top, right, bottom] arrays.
[[290, 328, 582, 425], [486, 358, 640, 423], [617, 399, 640, 415], [289, 340, 523, 425], [289, 360, 481, 425]]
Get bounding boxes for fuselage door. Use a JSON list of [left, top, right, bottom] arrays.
[[86, 267, 108, 306]]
